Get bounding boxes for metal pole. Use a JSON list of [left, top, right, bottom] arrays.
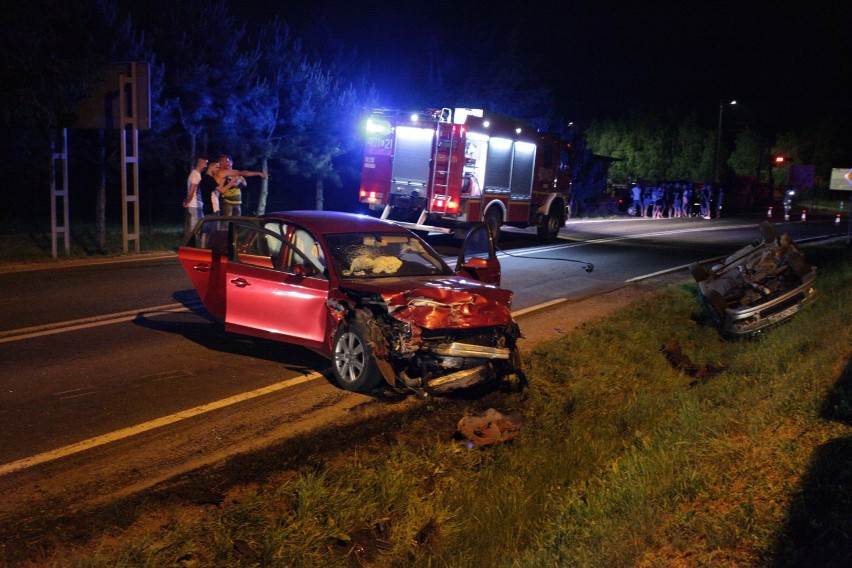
[[846, 173, 852, 243], [713, 102, 723, 183], [50, 128, 70, 258]]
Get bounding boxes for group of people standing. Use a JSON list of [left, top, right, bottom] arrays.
[[183, 154, 269, 240], [630, 180, 723, 220]]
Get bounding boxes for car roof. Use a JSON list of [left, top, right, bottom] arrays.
[[260, 210, 411, 236]]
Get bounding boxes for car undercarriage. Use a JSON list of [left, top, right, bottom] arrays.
[[690, 222, 817, 336]]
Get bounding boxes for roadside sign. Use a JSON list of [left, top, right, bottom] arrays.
[[829, 168, 852, 191]]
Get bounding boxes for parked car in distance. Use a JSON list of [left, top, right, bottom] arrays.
[[689, 221, 817, 336], [178, 211, 523, 395]]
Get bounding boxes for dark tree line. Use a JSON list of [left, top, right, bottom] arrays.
[[4, 0, 849, 237], [3, 1, 381, 230], [585, 108, 848, 195], [3, 0, 560, 233]]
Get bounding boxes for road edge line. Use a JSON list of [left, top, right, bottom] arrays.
[[0, 372, 323, 476]]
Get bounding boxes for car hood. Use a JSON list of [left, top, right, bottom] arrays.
[[341, 276, 513, 329]]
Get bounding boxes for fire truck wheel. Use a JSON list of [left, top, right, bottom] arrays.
[[537, 212, 563, 243], [484, 208, 502, 239]]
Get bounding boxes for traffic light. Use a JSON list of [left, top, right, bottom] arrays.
[[774, 155, 786, 164]]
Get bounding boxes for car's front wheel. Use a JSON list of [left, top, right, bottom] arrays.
[[332, 322, 384, 392]]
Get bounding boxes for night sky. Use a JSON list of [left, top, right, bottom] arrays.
[[266, 0, 852, 131], [123, 0, 852, 131]]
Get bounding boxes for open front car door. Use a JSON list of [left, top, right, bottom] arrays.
[[455, 223, 501, 286]]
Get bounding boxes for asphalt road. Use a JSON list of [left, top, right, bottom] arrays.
[[0, 214, 842, 469], [498, 214, 840, 308]]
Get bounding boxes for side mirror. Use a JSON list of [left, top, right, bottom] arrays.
[[462, 257, 489, 270]]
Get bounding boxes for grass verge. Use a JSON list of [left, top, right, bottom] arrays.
[[0, 222, 183, 265], [14, 244, 852, 567]]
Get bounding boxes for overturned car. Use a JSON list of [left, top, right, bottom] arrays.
[[689, 221, 817, 336], [179, 211, 522, 395]]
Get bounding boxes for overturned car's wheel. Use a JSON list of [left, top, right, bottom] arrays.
[[689, 262, 711, 283], [332, 322, 384, 392], [759, 221, 778, 244], [704, 290, 728, 326]]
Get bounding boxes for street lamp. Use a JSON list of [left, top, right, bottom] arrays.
[[713, 99, 737, 183]]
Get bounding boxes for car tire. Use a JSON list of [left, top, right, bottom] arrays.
[[689, 262, 711, 282], [332, 322, 384, 392], [760, 221, 778, 243], [704, 290, 728, 324]]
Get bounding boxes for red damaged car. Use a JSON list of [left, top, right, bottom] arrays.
[[178, 211, 522, 395]]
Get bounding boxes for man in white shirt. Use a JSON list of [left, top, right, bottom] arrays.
[[183, 156, 208, 240]]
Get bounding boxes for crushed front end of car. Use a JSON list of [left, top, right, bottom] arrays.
[[346, 285, 523, 395], [689, 221, 817, 337]]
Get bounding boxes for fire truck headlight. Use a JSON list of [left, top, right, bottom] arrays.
[[366, 117, 391, 136]]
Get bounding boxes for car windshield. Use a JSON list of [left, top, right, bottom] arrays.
[[325, 233, 450, 278]]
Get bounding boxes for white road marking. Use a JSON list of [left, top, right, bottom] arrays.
[[0, 253, 177, 274], [512, 298, 568, 317], [54, 387, 97, 401], [0, 303, 194, 343], [502, 222, 758, 256], [0, 372, 324, 476]]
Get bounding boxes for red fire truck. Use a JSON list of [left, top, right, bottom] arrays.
[[358, 107, 572, 242]]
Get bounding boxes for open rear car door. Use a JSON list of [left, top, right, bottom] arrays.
[[222, 219, 331, 350], [177, 218, 231, 319]]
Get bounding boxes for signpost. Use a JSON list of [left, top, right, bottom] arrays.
[[829, 168, 852, 243], [50, 62, 151, 258], [829, 168, 852, 191]]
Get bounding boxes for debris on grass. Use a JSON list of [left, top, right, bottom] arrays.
[[457, 408, 523, 447]]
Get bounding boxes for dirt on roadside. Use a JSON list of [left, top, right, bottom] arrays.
[[515, 269, 689, 344]]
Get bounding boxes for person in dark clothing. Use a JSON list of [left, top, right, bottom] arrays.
[[199, 161, 222, 247]]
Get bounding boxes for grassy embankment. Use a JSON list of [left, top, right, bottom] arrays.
[[14, 242, 852, 567], [0, 222, 183, 264]]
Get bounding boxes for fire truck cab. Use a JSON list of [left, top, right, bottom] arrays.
[[359, 107, 571, 242]]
